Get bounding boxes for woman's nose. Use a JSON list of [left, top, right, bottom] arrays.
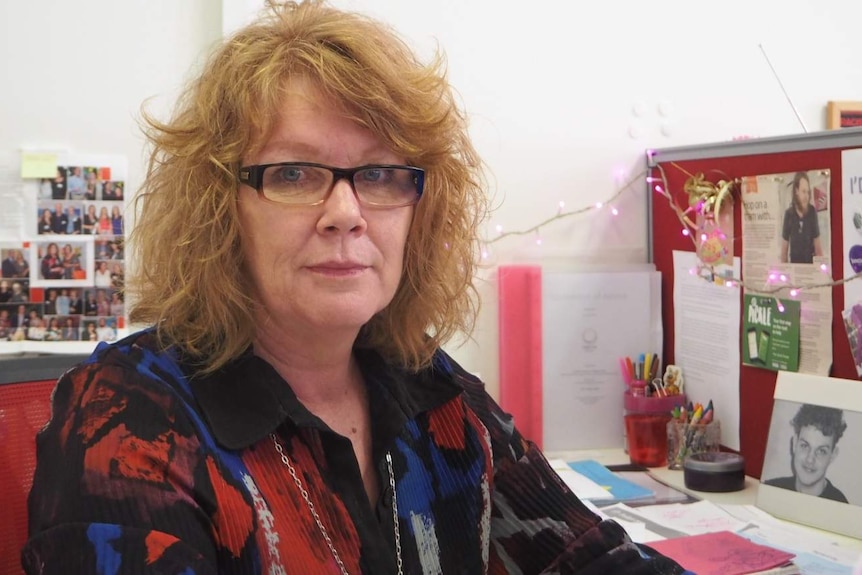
[[317, 179, 367, 233]]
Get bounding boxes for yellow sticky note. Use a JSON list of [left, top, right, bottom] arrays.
[[20, 152, 59, 179]]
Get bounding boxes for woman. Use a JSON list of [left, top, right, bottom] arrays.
[[94, 260, 112, 287], [24, 3, 684, 574], [61, 243, 82, 279], [95, 288, 110, 317], [110, 204, 124, 235], [80, 320, 97, 341], [86, 169, 102, 199], [781, 171, 824, 264], [44, 317, 63, 341], [39, 242, 64, 280], [109, 290, 124, 317], [82, 204, 98, 234], [37, 209, 53, 234], [5, 248, 30, 278], [25, 310, 45, 341], [109, 239, 125, 260], [96, 206, 112, 235], [110, 262, 125, 290]]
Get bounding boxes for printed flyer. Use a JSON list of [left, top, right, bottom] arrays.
[[742, 294, 800, 372], [740, 169, 833, 376]]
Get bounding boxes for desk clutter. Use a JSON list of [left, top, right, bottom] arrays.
[[620, 360, 725, 472], [548, 458, 861, 574]]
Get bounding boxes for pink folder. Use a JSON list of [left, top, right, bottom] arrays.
[[497, 265, 543, 447], [648, 531, 795, 575]]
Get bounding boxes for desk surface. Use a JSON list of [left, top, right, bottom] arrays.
[[548, 448, 862, 552]]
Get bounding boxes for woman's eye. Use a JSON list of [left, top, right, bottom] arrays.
[[277, 167, 304, 183]]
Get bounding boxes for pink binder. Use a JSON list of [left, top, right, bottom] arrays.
[[497, 265, 543, 447]]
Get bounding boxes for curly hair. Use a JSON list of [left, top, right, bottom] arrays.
[[128, 0, 487, 374], [791, 404, 847, 446]]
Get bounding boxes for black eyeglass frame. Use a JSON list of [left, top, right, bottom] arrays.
[[238, 162, 425, 207]]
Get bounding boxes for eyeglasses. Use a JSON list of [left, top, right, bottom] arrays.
[[238, 162, 425, 207]]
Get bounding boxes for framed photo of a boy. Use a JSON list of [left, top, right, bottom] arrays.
[[758, 371, 862, 539]]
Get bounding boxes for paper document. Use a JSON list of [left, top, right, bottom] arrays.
[[632, 500, 750, 535], [599, 503, 689, 541], [721, 504, 861, 574], [672, 250, 741, 450], [547, 459, 612, 501], [542, 270, 662, 451]]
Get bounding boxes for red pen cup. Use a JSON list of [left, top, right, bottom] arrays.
[[624, 391, 687, 467]]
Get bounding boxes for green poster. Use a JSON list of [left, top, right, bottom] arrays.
[[742, 295, 800, 372]]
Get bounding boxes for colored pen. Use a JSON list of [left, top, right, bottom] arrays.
[[700, 400, 714, 425], [619, 358, 632, 386]]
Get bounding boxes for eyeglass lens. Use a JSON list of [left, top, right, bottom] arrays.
[[261, 164, 420, 206]]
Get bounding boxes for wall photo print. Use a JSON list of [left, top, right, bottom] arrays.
[[1, 153, 127, 350], [757, 371, 862, 539]]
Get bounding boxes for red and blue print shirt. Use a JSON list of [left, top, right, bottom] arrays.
[[24, 329, 685, 574]]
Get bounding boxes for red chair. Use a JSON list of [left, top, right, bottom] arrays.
[[0, 355, 88, 575]]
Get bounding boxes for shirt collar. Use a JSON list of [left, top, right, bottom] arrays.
[[189, 347, 463, 451]]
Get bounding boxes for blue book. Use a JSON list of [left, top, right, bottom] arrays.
[[567, 459, 654, 502]]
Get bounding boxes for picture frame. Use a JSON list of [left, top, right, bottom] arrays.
[[757, 371, 862, 539], [826, 101, 862, 130]]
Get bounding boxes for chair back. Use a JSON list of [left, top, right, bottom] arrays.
[[0, 355, 88, 575]]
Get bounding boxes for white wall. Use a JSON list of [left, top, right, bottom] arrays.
[[0, 1, 222, 190], [4, 1, 862, 398]]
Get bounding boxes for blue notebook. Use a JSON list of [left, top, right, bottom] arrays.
[[567, 459, 654, 503]]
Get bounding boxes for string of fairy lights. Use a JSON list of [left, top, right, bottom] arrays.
[[482, 170, 635, 261], [483, 161, 862, 301]]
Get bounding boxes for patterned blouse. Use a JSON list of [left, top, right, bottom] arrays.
[[24, 329, 686, 574]]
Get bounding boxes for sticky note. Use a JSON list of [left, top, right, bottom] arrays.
[[20, 152, 59, 179]]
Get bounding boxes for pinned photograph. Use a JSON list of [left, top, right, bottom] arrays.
[[30, 238, 94, 287]]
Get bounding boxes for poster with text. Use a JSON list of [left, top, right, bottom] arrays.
[[740, 169, 833, 376], [842, 148, 862, 309]]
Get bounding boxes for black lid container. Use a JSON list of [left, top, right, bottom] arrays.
[[683, 452, 745, 492]]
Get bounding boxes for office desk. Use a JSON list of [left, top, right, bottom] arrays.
[[548, 448, 862, 553]]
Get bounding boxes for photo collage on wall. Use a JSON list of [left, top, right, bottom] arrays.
[[0, 164, 125, 343]]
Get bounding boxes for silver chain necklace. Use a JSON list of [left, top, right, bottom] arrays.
[[270, 433, 404, 575]]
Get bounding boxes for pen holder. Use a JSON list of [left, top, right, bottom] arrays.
[[623, 392, 687, 467], [666, 419, 721, 470]]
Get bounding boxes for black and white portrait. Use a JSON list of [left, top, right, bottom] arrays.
[[758, 372, 862, 540], [761, 401, 857, 503]]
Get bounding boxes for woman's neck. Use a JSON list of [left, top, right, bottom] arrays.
[[251, 322, 363, 406]]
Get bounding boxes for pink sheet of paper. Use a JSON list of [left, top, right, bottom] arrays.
[[648, 531, 795, 575]]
